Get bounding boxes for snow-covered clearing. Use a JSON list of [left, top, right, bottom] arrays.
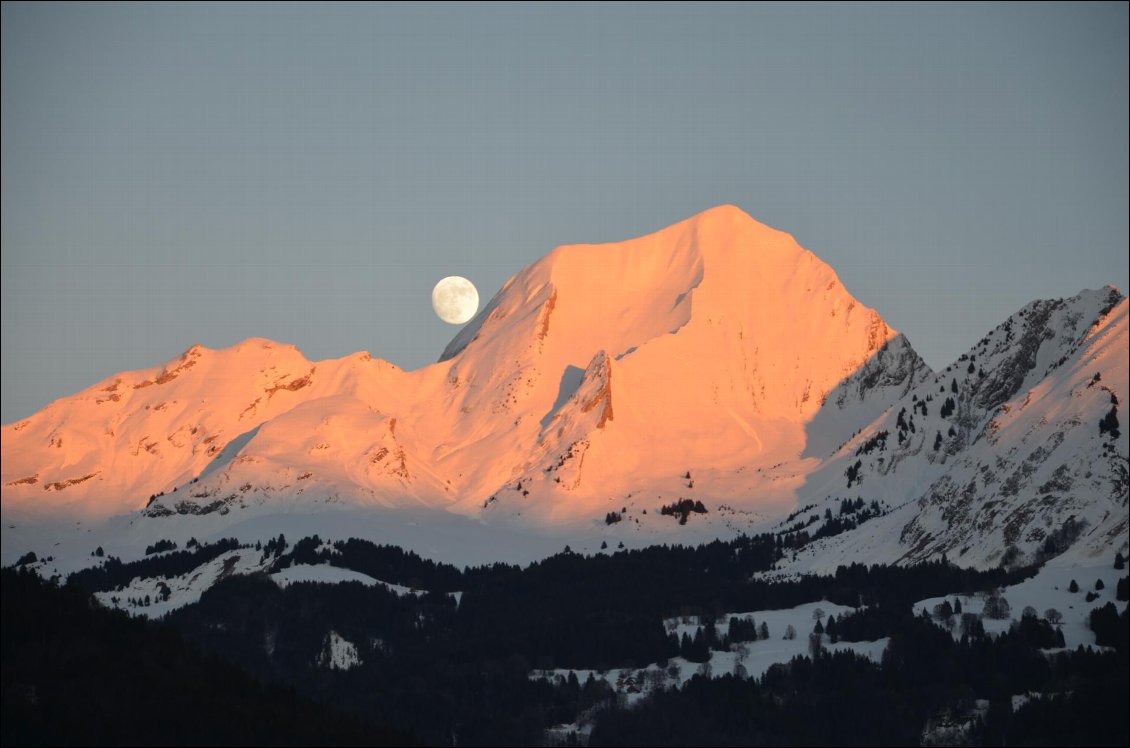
[[92, 548, 267, 618], [318, 630, 361, 671], [916, 561, 1127, 648], [532, 599, 888, 708]]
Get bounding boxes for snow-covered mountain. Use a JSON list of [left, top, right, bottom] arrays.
[[2, 206, 1126, 572], [775, 287, 1128, 572], [1, 206, 925, 522]]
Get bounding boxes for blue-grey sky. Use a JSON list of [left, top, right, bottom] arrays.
[[3, 2, 1127, 424]]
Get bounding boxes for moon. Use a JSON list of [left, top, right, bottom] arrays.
[[432, 276, 479, 325]]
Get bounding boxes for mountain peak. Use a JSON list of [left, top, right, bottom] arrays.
[[678, 203, 779, 232], [441, 205, 827, 362]]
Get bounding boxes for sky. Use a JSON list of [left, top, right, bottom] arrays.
[[2, 2, 1127, 425]]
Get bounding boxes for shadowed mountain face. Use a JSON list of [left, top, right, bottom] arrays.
[[2, 207, 1125, 572], [785, 286, 1129, 572]]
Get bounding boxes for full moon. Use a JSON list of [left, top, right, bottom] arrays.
[[431, 276, 479, 325]]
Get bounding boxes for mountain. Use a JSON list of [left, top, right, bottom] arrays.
[[1, 206, 926, 523], [775, 286, 1128, 572], [2, 206, 1125, 573]]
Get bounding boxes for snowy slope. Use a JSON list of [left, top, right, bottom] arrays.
[[775, 288, 1128, 572], [436, 204, 930, 527], [531, 599, 888, 713], [916, 560, 1128, 649], [80, 554, 439, 621], [90, 547, 269, 618]]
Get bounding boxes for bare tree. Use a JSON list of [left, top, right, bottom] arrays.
[[983, 591, 1011, 620]]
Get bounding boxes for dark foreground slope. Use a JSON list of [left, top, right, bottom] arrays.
[[4, 539, 1128, 747], [0, 568, 414, 746]]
